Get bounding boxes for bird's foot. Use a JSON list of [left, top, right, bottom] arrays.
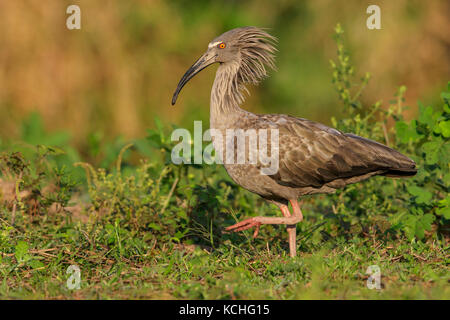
[[225, 201, 303, 257], [225, 217, 262, 238]]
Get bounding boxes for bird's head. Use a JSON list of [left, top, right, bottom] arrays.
[[172, 26, 277, 105]]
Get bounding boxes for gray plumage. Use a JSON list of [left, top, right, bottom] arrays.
[[172, 27, 416, 257]]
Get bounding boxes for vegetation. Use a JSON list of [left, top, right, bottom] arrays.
[[0, 25, 448, 300]]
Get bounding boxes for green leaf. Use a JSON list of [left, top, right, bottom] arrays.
[[395, 121, 409, 143], [421, 141, 442, 165], [441, 91, 450, 103], [29, 260, 45, 269], [442, 83, 450, 109], [396, 120, 422, 143], [403, 215, 417, 240], [148, 223, 162, 231], [46, 146, 67, 156], [414, 214, 434, 239], [14, 241, 30, 263], [421, 213, 435, 230], [440, 142, 450, 166], [403, 213, 435, 240], [407, 185, 432, 204], [443, 172, 450, 187], [436, 207, 450, 219], [415, 223, 425, 239], [436, 196, 450, 219], [444, 103, 450, 113], [437, 120, 450, 138], [418, 104, 435, 128]]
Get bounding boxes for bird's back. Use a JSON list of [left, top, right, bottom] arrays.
[[222, 113, 416, 202]]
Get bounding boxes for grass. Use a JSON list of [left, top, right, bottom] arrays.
[[0, 131, 448, 299], [0, 153, 448, 300], [0, 214, 447, 299]]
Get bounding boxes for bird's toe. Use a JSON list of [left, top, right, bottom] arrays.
[[225, 217, 262, 236]]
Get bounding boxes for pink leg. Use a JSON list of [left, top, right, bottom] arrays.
[[288, 200, 303, 257], [281, 205, 297, 258], [225, 200, 304, 257]]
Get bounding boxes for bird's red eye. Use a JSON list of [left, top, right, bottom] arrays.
[[219, 43, 226, 49]]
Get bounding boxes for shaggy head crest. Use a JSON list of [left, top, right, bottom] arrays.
[[172, 26, 277, 108], [212, 26, 277, 84]]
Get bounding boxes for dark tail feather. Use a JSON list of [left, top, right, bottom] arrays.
[[345, 133, 417, 178], [382, 154, 417, 178], [383, 167, 417, 178], [381, 155, 417, 178]]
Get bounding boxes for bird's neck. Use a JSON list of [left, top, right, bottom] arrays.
[[210, 62, 247, 128]]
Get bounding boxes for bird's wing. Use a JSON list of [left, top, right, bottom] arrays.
[[258, 114, 415, 188]]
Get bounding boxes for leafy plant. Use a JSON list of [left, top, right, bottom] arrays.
[[0, 149, 78, 225], [327, 24, 449, 240]]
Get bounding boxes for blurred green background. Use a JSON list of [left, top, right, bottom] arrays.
[[0, 0, 449, 152]]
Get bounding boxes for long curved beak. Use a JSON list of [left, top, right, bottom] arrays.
[[171, 51, 217, 105]]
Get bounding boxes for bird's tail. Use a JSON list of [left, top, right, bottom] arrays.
[[382, 166, 417, 178], [345, 133, 417, 178]]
